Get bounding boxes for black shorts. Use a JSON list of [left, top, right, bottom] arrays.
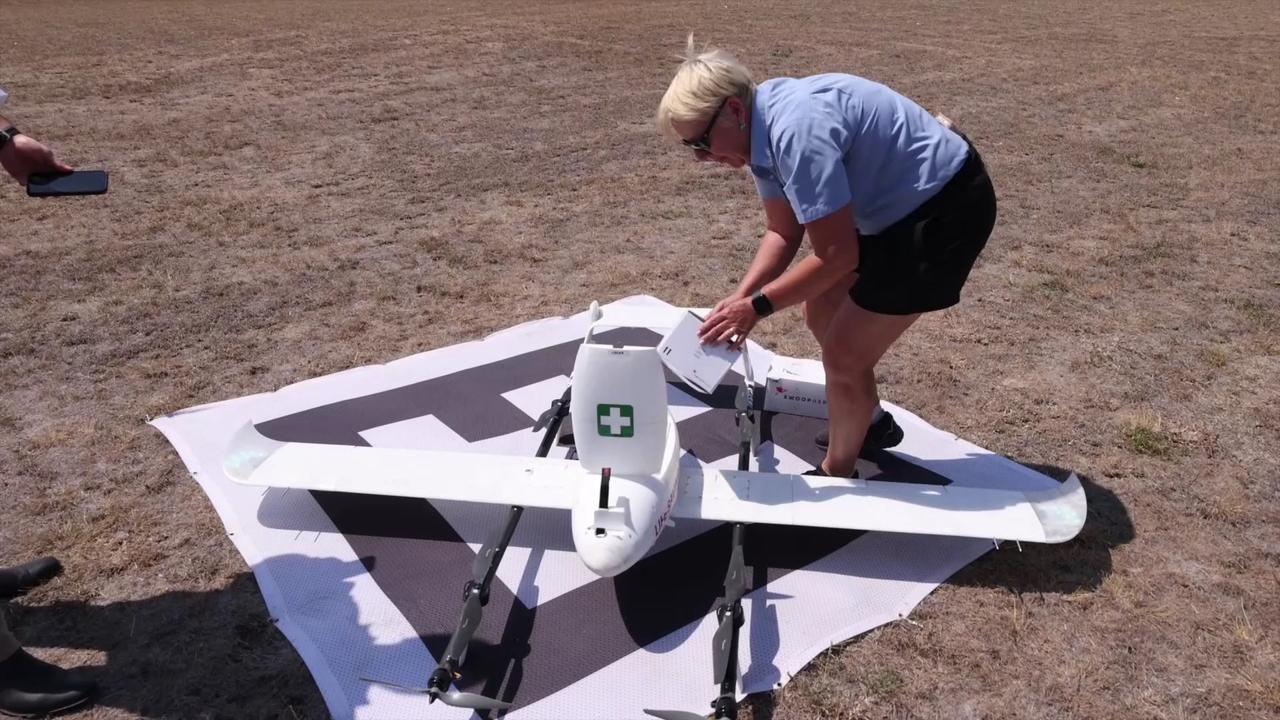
[[850, 141, 997, 315]]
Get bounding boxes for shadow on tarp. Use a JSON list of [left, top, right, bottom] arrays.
[[4, 554, 349, 719]]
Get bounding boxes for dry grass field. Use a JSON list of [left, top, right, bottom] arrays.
[[2, 0, 1277, 717]]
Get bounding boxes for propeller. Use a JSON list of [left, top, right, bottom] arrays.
[[363, 385, 574, 717], [723, 541, 747, 603], [647, 525, 749, 720], [362, 511, 518, 713], [532, 396, 565, 432], [432, 689, 513, 711], [473, 528, 504, 586], [361, 675, 513, 711], [712, 539, 746, 684], [362, 591, 510, 711], [643, 710, 711, 720], [441, 591, 484, 667]]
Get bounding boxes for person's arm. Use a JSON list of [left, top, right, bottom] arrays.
[[697, 203, 858, 348], [753, 202, 859, 312], [0, 115, 73, 185], [745, 99, 858, 312], [699, 97, 856, 347], [730, 197, 806, 296]]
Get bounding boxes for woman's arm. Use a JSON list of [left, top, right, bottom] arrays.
[[698, 202, 858, 348], [0, 115, 73, 185], [755, 202, 859, 312], [730, 196, 806, 297]]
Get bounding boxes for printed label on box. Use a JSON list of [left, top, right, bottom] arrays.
[[764, 356, 829, 418]]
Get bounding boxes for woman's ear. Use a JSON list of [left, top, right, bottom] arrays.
[[731, 96, 748, 130]]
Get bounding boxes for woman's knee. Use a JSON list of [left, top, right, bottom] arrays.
[[821, 341, 878, 381], [802, 299, 825, 338]]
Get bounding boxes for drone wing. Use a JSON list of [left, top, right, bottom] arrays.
[[223, 422, 583, 510], [671, 466, 1086, 544]]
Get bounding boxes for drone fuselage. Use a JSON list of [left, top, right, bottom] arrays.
[[564, 340, 684, 577]]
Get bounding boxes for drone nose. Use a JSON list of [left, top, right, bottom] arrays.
[[575, 532, 634, 577]]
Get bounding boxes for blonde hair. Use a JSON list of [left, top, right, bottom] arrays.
[[656, 35, 755, 139]]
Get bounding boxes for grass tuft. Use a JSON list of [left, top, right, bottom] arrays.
[[1122, 412, 1176, 457], [1203, 346, 1229, 368], [1233, 298, 1276, 332], [1039, 276, 1071, 296], [862, 668, 905, 699]]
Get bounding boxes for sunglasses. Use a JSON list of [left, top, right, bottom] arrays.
[[681, 97, 728, 153]]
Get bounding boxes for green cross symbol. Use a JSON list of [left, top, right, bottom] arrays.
[[596, 404, 634, 437]]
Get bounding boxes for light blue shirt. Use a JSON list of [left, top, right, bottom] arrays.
[[749, 74, 969, 235]]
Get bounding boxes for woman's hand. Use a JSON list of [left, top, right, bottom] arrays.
[[697, 296, 759, 350], [711, 292, 746, 315], [0, 134, 73, 185]]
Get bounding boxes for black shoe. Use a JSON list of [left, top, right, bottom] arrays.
[[0, 559, 63, 602], [814, 411, 904, 455], [0, 649, 96, 718]]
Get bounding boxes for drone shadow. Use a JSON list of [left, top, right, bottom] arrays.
[[736, 461, 1133, 719], [608, 460, 1131, 710], [7, 460, 1128, 720]]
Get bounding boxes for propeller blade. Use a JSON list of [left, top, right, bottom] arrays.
[[532, 404, 557, 431], [473, 532, 502, 584], [723, 544, 746, 603], [711, 610, 735, 684], [441, 592, 485, 663], [434, 688, 513, 711], [359, 676, 431, 693], [643, 710, 709, 720]]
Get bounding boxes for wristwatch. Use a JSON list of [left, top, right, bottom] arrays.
[[0, 126, 19, 153], [750, 290, 775, 318]]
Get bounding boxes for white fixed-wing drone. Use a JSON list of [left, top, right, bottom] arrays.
[[224, 302, 1086, 719]]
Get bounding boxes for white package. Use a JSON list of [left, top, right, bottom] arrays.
[[656, 311, 740, 393], [764, 356, 829, 418]]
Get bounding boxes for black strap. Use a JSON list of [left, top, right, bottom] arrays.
[[750, 290, 774, 318], [0, 126, 20, 152]]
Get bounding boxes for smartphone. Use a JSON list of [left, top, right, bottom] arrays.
[[26, 170, 109, 197]]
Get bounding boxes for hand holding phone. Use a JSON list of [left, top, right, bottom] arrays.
[[1, 129, 73, 185], [27, 170, 109, 197]]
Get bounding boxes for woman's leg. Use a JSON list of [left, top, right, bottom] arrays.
[[819, 302, 919, 477], [801, 269, 858, 341]]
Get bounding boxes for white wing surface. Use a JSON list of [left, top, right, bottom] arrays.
[[223, 423, 583, 510], [672, 467, 1086, 543]]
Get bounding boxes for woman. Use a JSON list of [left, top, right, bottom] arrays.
[[656, 38, 996, 478]]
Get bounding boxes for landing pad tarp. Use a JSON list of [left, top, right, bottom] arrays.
[[152, 296, 1057, 719]]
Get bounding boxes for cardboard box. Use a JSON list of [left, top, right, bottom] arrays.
[[655, 311, 740, 394], [764, 356, 828, 418]]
